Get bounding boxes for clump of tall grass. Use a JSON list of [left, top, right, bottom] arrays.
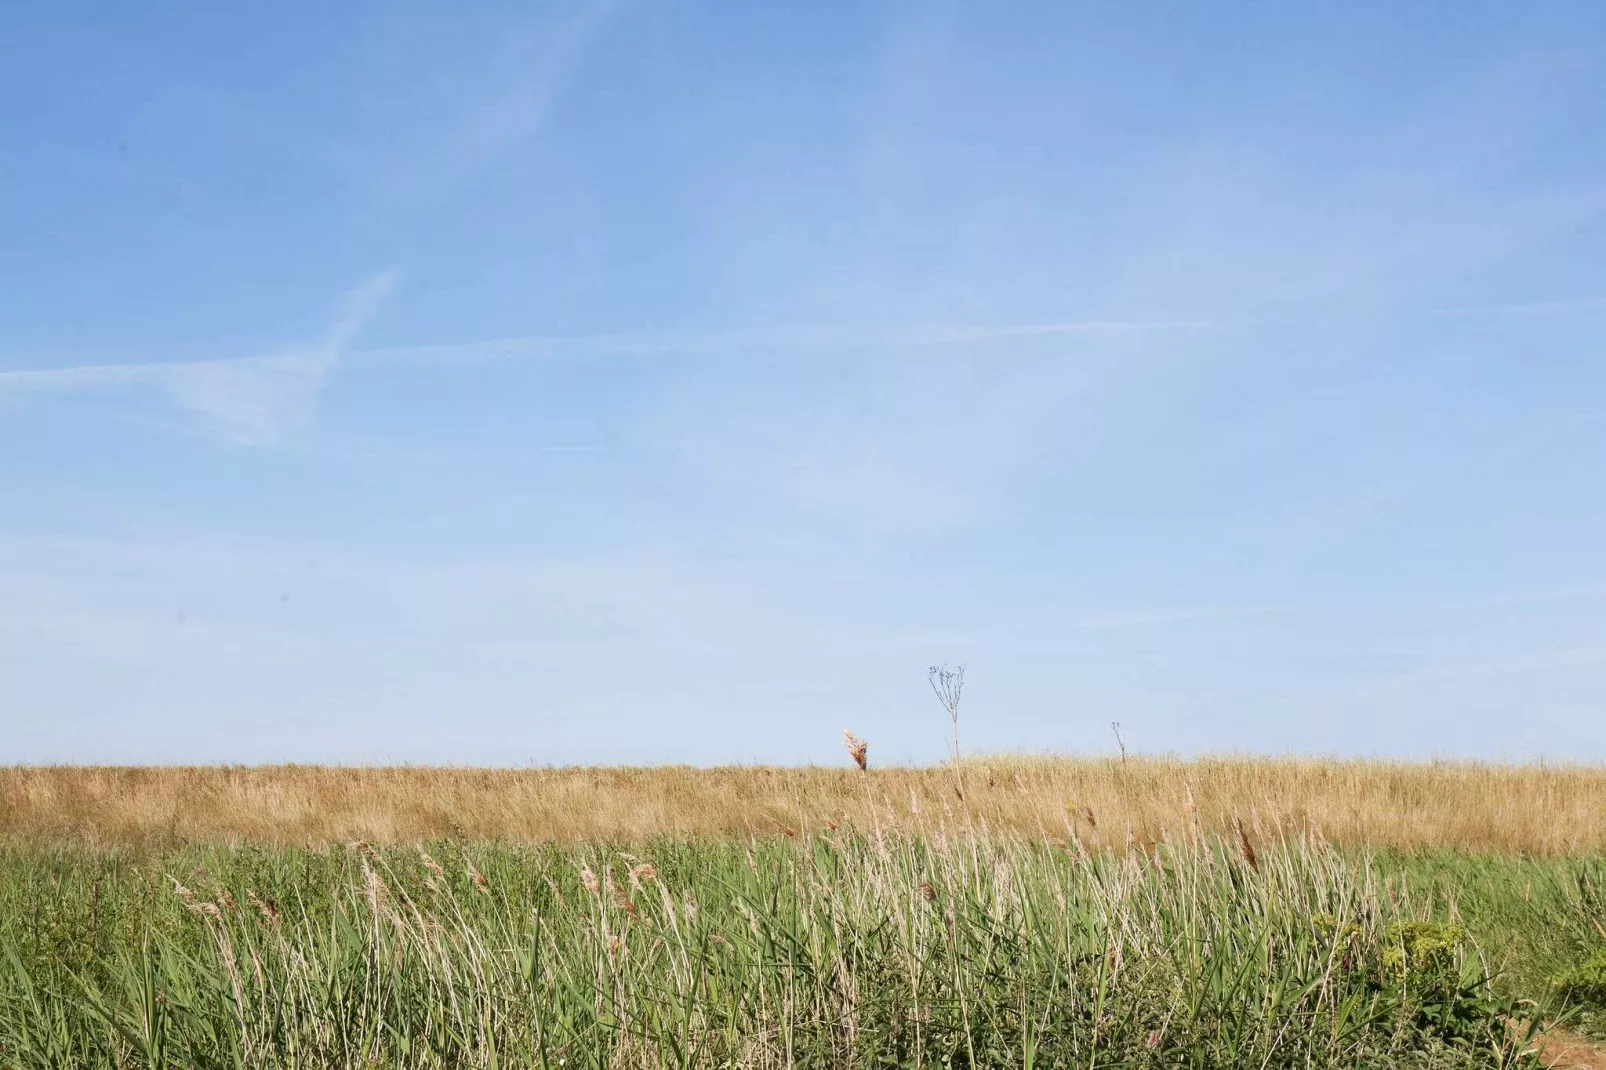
[[0, 832, 1544, 1068]]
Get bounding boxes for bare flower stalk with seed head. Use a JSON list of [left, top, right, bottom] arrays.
[[928, 664, 965, 796]]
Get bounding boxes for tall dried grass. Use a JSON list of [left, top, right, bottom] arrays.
[[2, 756, 1602, 853]]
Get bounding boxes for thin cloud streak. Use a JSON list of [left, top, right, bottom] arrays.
[[0, 315, 1212, 398], [0, 271, 398, 445], [1433, 296, 1606, 316], [1361, 646, 1606, 691], [1067, 605, 1284, 630], [352, 318, 1215, 368], [1455, 580, 1606, 609]]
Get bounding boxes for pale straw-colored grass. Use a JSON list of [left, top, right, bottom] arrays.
[[2, 756, 1602, 853]]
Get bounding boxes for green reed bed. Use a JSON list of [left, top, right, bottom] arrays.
[[0, 833, 1594, 1068]]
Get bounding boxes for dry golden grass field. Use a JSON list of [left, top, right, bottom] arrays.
[[3, 755, 1603, 852]]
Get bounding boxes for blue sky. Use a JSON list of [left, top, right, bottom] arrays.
[[3, 2, 1605, 764]]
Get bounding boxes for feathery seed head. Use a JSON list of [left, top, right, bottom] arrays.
[[842, 730, 868, 772]]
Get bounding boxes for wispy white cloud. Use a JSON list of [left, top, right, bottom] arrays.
[[0, 271, 397, 445], [0, 302, 1195, 470], [354, 0, 625, 212], [451, 0, 623, 159]]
